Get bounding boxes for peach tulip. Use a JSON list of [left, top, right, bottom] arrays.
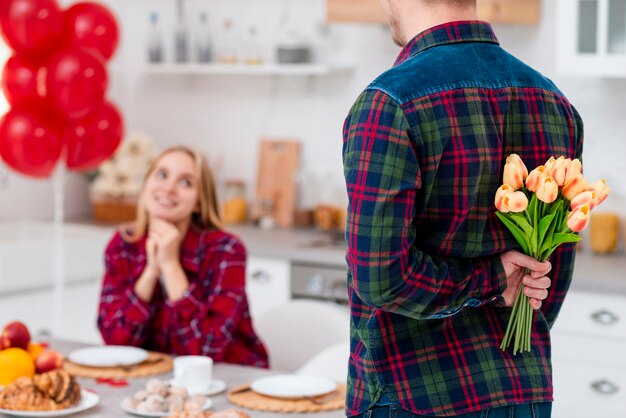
[[501, 191, 529, 213], [570, 190, 594, 210], [525, 166, 546, 192], [588, 179, 610, 208], [544, 156, 557, 173], [494, 184, 515, 211], [567, 204, 590, 232], [549, 156, 568, 186], [503, 154, 528, 190], [562, 174, 587, 201], [535, 176, 559, 203], [565, 158, 582, 184]]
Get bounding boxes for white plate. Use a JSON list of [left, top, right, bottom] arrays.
[[170, 379, 227, 396], [250, 375, 337, 399], [68, 346, 149, 367], [0, 390, 99, 417], [121, 398, 212, 417]]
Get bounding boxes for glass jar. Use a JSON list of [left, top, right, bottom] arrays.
[[223, 180, 248, 224]]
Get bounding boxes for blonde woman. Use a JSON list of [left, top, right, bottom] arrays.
[[97, 146, 268, 368]]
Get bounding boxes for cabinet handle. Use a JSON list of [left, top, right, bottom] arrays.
[[591, 309, 619, 325], [591, 379, 620, 395], [251, 270, 271, 283]]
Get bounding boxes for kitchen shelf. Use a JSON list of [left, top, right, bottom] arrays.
[[142, 63, 353, 76]]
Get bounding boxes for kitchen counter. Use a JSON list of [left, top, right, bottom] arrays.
[[228, 225, 347, 267], [228, 224, 626, 295]]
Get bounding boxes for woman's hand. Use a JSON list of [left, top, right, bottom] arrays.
[[500, 250, 552, 310], [149, 218, 183, 270], [145, 237, 160, 276]]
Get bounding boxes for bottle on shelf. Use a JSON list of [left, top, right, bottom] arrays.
[[223, 180, 248, 224], [196, 11, 212, 63], [217, 18, 238, 64], [174, 0, 189, 63], [243, 26, 263, 65], [147, 12, 164, 63]]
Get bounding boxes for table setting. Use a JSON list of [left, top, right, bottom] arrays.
[[0, 329, 345, 418]]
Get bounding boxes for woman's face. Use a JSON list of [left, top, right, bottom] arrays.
[[142, 151, 199, 225]]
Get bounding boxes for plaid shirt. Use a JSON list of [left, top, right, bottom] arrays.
[[97, 227, 269, 368], [343, 21, 583, 416]]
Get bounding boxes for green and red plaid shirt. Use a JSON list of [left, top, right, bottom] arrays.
[[343, 21, 583, 416]]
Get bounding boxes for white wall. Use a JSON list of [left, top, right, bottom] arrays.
[[1, 0, 624, 221]]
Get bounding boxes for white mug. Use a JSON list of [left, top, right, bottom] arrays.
[[173, 355, 213, 394]]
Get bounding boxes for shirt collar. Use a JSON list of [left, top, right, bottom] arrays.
[[394, 21, 499, 67]]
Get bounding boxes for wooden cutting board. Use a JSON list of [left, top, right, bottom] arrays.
[[255, 139, 300, 228]]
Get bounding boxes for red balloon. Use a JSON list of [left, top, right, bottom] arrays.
[[0, 0, 63, 59], [45, 48, 108, 121], [63, 2, 120, 61], [0, 108, 63, 178], [1, 54, 43, 106], [65, 101, 123, 171]]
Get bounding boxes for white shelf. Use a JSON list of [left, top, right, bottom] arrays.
[[142, 63, 352, 76]]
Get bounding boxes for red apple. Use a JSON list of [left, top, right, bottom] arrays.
[[0, 334, 10, 350], [2, 321, 31, 350], [35, 350, 64, 373]]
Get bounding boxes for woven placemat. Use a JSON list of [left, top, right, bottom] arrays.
[[226, 383, 345, 413], [63, 351, 172, 379]]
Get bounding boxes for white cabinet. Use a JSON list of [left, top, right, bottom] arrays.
[[556, 0, 626, 76], [552, 290, 626, 418], [245, 256, 290, 318]]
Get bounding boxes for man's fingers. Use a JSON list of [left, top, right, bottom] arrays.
[[510, 251, 551, 275], [524, 275, 551, 290], [529, 298, 543, 310], [524, 286, 548, 301]]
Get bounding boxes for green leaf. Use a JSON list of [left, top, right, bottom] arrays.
[[538, 213, 556, 245], [552, 232, 582, 247], [495, 212, 531, 254], [509, 213, 533, 236], [548, 199, 564, 215]]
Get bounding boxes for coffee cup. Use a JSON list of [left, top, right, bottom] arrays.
[[173, 355, 213, 394]]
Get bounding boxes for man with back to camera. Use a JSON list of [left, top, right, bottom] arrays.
[[342, 0, 583, 417]]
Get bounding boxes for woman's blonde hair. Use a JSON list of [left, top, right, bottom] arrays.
[[122, 146, 223, 242]]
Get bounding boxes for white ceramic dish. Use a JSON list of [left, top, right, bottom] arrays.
[[169, 379, 227, 396], [68, 346, 149, 367], [250, 375, 337, 399], [121, 398, 212, 417], [0, 390, 99, 417]]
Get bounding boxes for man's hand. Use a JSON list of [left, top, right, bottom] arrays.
[[500, 250, 551, 310]]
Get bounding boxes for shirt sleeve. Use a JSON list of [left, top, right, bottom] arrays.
[[540, 104, 584, 328], [97, 234, 156, 346], [165, 237, 248, 360], [343, 89, 507, 320]]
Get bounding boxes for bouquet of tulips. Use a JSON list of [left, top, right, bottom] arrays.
[[494, 154, 609, 355]]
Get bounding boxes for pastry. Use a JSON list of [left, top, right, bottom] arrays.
[[0, 370, 81, 411]]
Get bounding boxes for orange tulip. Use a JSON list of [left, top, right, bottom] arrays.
[[535, 176, 559, 203], [565, 158, 582, 184], [503, 154, 528, 190], [562, 174, 587, 201], [570, 190, 594, 210], [525, 166, 546, 192], [588, 179, 610, 209], [567, 204, 590, 232], [549, 156, 568, 186], [501, 191, 529, 213]]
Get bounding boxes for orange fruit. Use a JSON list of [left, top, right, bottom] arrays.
[[0, 348, 35, 386], [27, 342, 45, 360]]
